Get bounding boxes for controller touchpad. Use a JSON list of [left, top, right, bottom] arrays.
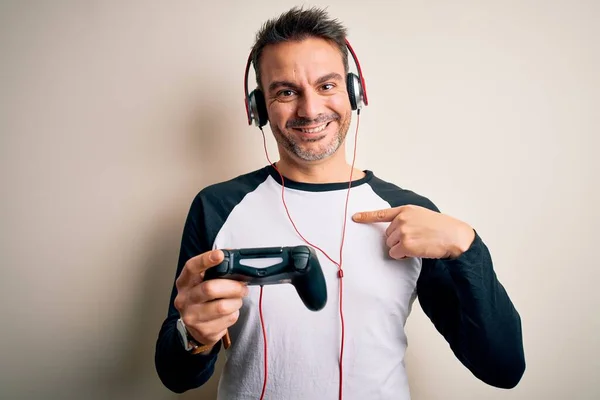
[[239, 257, 284, 269]]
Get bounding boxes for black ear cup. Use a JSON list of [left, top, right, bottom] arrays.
[[346, 72, 362, 111], [248, 89, 269, 127]]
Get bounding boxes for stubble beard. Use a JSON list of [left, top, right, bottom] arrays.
[[271, 112, 352, 162]]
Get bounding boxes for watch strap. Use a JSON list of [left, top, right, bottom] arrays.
[[177, 318, 213, 354]]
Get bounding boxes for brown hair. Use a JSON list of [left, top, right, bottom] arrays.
[[250, 6, 349, 90]]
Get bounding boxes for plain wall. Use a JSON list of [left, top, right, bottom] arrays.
[[1, 0, 598, 399]]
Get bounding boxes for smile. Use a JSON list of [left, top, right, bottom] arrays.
[[292, 122, 331, 134]]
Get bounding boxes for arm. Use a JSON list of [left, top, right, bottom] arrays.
[[155, 317, 221, 393], [154, 195, 221, 393], [417, 231, 526, 388]]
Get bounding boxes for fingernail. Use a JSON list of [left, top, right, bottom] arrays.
[[209, 251, 218, 262], [352, 213, 361, 221]]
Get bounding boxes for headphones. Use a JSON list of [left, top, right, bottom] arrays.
[[244, 38, 369, 128]]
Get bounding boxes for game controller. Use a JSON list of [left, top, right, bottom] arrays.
[[204, 245, 327, 311]]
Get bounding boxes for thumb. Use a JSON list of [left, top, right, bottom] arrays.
[[352, 207, 402, 223]]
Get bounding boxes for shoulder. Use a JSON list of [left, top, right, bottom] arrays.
[[181, 166, 272, 237], [189, 166, 271, 212], [198, 166, 270, 199], [366, 172, 440, 213]]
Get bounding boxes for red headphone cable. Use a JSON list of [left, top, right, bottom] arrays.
[[257, 110, 361, 400]]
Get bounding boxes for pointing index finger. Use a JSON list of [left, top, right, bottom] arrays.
[[352, 207, 401, 223]]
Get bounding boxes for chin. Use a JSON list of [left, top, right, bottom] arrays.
[[291, 135, 343, 162]]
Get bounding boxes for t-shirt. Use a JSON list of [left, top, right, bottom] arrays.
[[155, 165, 526, 399]]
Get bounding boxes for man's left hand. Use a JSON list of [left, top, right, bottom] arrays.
[[352, 205, 475, 260]]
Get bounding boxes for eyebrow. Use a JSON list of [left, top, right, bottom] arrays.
[[268, 72, 344, 93], [315, 72, 344, 85]]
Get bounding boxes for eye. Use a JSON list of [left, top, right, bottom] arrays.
[[321, 83, 335, 91], [277, 89, 296, 98]]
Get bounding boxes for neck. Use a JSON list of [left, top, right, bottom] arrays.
[[274, 147, 365, 184]]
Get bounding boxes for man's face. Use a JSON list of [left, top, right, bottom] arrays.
[[259, 37, 352, 162]]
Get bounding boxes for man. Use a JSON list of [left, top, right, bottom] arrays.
[[155, 7, 525, 399]]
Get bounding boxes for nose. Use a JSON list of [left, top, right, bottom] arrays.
[[296, 89, 322, 120]]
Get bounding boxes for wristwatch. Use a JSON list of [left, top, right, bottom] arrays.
[[176, 318, 213, 354]]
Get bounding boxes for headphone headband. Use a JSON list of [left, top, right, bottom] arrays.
[[244, 38, 368, 126], [343, 39, 369, 107], [243, 51, 254, 125]]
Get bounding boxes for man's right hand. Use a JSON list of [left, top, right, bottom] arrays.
[[174, 249, 248, 350]]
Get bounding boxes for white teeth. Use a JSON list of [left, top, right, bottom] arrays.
[[298, 123, 328, 133]]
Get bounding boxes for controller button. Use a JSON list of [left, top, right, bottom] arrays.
[[294, 259, 307, 270]]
